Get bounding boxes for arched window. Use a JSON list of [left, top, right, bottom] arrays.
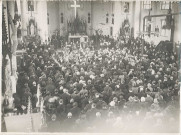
[[106, 13, 109, 23], [112, 14, 114, 24], [88, 13, 91, 23], [47, 13, 49, 25], [110, 27, 113, 36], [61, 13, 64, 23]]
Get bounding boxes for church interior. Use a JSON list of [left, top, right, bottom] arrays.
[[1, 0, 181, 133]]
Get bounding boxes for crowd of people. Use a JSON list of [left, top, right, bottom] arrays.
[[2, 34, 180, 132]]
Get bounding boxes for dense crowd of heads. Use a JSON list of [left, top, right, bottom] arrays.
[[2, 35, 180, 132]]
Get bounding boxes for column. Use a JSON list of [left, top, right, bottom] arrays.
[[21, 0, 28, 36], [8, 1, 15, 36], [113, 1, 122, 39], [2, 1, 9, 41], [8, 1, 17, 94], [36, 1, 48, 42], [134, 1, 141, 38]]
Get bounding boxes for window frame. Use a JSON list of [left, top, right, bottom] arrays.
[[160, 1, 171, 10], [88, 13, 91, 24], [112, 14, 114, 24], [106, 13, 109, 24], [61, 13, 64, 24], [143, 1, 152, 10], [47, 13, 49, 25]]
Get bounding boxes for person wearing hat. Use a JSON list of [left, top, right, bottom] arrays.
[[80, 92, 89, 109], [102, 83, 113, 103], [29, 81, 37, 96], [86, 103, 98, 121], [52, 88, 61, 98], [47, 114, 61, 132], [167, 76, 175, 88], [137, 86, 146, 99], [109, 98, 119, 115], [92, 93, 106, 110], [62, 112, 75, 132], [145, 94, 154, 106], [60, 89, 71, 105], [56, 99, 66, 121], [70, 102, 81, 120], [150, 98, 160, 112], [71, 88, 81, 104], [162, 75, 169, 89], [45, 79, 56, 94], [76, 82, 83, 91], [86, 80, 93, 91], [79, 85, 88, 97], [12, 93, 23, 115]]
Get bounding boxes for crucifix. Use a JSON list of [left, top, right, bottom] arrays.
[[71, 0, 80, 18]]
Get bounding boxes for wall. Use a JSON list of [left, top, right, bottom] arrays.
[[92, 1, 135, 38], [139, 1, 181, 45], [2, 1, 12, 41], [21, 0, 39, 36], [17, 1, 180, 44], [57, 1, 135, 38], [47, 1, 59, 37], [91, 1, 112, 36], [172, 2, 181, 43], [113, 1, 135, 39], [36, 1, 48, 42]]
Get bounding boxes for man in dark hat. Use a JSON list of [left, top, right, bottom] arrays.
[[60, 89, 71, 105], [102, 83, 113, 103]]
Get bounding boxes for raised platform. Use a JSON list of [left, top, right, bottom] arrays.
[[68, 34, 88, 43]]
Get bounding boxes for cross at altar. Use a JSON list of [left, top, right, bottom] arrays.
[[71, 0, 80, 18]]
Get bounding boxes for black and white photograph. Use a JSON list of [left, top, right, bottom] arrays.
[[1, 0, 181, 133]]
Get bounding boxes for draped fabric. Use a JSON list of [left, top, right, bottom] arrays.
[[4, 55, 17, 96], [12, 54, 17, 74], [10, 76, 16, 94], [5, 55, 12, 97]]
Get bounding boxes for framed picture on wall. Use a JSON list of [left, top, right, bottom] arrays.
[[160, 19, 171, 37], [161, 19, 166, 36], [122, 2, 129, 13], [27, 1, 34, 11]]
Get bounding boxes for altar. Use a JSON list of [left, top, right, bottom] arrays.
[[68, 34, 88, 43], [67, 1, 88, 44]]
